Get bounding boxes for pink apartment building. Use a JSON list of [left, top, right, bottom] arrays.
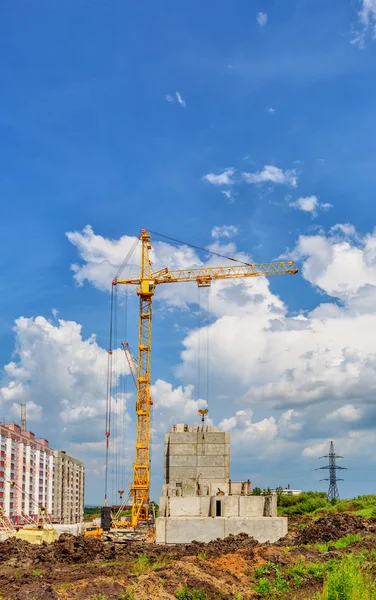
[[0, 423, 84, 525]]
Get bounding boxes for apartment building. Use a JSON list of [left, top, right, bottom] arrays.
[[53, 450, 85, 524], [0, 423, 85, 525], [0, 424, 54, 525]]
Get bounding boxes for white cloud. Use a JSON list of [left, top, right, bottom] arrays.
[[352, 0, 376, 47], [165, 92, 186, 107], [257, 12, 268, 27], [176, 91, 186, 108], [204, 168, 235, 186], [211, 225, 238, 240], [330, 223, 358, 238], [291, 226, 376, 303], [289, 195, 332, 216], [327, 404, 362, 423], [0, 316, 128, 431], [243, 165, 297, 187], [221, 190, 235, 203], [66, 225, 201, 292], [267, 107, 275, 114], [52, 223, 376, 495]]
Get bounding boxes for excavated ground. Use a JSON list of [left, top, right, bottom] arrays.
[[0, 513, 375, 599]]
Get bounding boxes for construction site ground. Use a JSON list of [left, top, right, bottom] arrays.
[[0, 513, 376, 599]]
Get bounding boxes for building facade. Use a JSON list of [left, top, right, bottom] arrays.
[[53, 451, 85, 524], [0, 424, 84, 525], [0, 424, 54, 525]]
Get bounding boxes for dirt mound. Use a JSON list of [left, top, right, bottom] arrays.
[[0, 532, 259, 566], [296, 513, 369, 545], [189, 532, 259, 557]]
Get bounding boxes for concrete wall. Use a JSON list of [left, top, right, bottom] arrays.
[[156, 516, 287, 544], [161, 494, 277, 519]]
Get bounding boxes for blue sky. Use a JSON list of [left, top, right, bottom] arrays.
[[1, 1, 376, 504]]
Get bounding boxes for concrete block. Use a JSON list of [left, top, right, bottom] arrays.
[[169, 455, 197, 467], [164, 517, 225, 543], [169, 433, 198, 444], [199, 433, 227, 444], [197, 443, 228, 455], [159, 497, 167, 517], [224, 518, 287, 543], [169, 497, 202, 517], [223, 496, 239, 518], [239, 496, 265, 517], [168, 468, 199, 479], [197, 455, 225, 467], [167, 443, 198, 456], [156, 517, 166, 543], [156, 516, 287, 544]]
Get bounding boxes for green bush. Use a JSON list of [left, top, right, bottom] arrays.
[[278, 491, 329, 515]]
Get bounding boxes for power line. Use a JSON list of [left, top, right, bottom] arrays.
[[315, 441, 347, 501]]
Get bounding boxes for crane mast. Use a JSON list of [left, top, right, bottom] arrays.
[[112, 228, 298, 528]]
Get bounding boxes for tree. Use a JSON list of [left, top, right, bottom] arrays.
[[252, 487, 262, 496]]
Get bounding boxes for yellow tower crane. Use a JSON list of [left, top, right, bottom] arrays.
[[112, 228, 298, 527]]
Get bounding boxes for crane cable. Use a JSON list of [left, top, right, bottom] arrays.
[[104, 284, 114, 503], [148, 229, 257, 267]]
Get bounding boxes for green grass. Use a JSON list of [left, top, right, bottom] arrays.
[[278, 492, 376, 516], [132, 555, 149, 575], [252, 563, 289, 597], [175, 587, 208, 600], [313, 534, 363, 553], [197, 552, 207, 560], [32, 569, 41, 577], [314, 553, 376, 599]]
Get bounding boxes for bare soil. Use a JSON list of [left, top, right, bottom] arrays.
[[0, 514, 375, 599]]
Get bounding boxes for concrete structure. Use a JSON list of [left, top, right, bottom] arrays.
[[156, 424, 287, 544], [0, 424, 54, 525], [53, 451, 85, 524], [164, 423, 230, 486]]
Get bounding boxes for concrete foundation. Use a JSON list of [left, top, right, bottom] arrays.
[[156, 516, 288, 544]]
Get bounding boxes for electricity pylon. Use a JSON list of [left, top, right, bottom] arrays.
[[316, 441, 346, 501]]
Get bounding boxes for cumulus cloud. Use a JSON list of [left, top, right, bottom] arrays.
[[243, 165, 297, 187], [0, 316, 128, 433], [267, 107, 275, 114], [204, 168, 235, 186], [66, 225, 200, 292], [256, 12, 268, 27], [211, 225, 238, 240], [327, 404, 362, 423], [291, 226, 376, 304], [289, 195, 332, 216], [352, 0, 376, 47], [5, 222, 376, 500]]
